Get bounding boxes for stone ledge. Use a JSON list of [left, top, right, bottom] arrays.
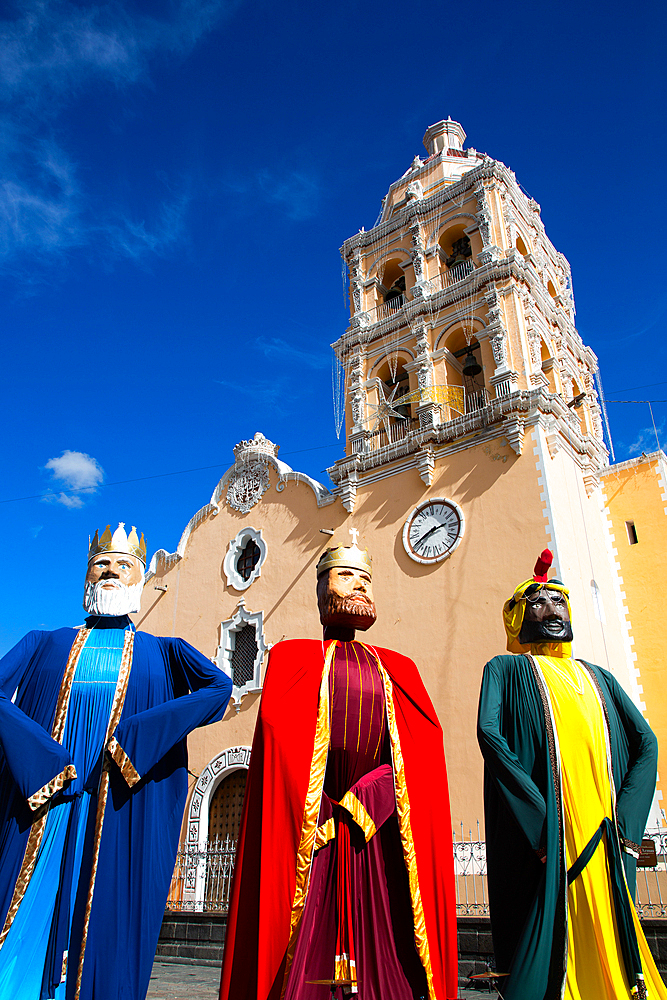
[[156, 911, 667, 984]]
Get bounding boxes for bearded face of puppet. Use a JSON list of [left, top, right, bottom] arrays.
[[519, 585, 573, 646], [318, 566, 377, 632], [83, 552, 145, 616]]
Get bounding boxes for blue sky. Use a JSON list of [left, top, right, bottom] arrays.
[[1, 0, 666, 653]]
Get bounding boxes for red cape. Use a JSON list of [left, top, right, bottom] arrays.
[[219, 639, 458, 1000]]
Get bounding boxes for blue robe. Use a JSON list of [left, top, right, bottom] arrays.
[[0, 616, 232, 1000]]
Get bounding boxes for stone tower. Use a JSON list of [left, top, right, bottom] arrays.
[[331, 117, 606, 507]]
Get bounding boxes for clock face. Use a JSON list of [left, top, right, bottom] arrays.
[[402, 498, 465, 565]]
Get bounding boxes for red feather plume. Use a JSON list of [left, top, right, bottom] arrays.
[[533, 548, 553, 583]]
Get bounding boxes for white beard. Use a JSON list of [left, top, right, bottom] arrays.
[[83, 579, 144, 616]]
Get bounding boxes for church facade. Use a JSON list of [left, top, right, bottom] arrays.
[[134, 118, 661, 907]]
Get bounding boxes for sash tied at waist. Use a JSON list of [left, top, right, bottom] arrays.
[[566, 817, 647, 999]]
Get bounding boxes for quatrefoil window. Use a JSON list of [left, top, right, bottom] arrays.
[[223, 527, 267, 591]]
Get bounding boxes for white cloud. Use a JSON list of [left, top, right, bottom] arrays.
[[99, 189, 191, 262], [255, 337, 330, 370], [256, 168, 322, 222], [43, 449, 104, 507], [626, 422, 665, 458], [0, 0, 236, 269], [0, 1, 236, 102], [225, 165, 323, 223]]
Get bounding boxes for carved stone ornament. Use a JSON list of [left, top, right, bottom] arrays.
[[528, 331, 542, 372], [475, 185, 493, 246], [351, 388, 366, 428], [350, 249, 363, 313], [409, 221, 426, 281], [226, 462, 270, 514], [491, 333, 508, 367], [180, 743, 252, 909]]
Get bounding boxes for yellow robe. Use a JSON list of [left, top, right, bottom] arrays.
[[536, 655, 666, 999]]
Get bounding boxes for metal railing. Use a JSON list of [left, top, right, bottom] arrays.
[[636, 828, 667, 918], [166, 825, 667, 919], [355, 416, 421, 454], [166, 835, 237, 914], [356, 260, 476, 327], [363, 294, 406, 325], [451, 824, 667, 920], [453, 823, 489, 916], [465, 386, 490, 413], [351, 387, 490, 456], [429, 259, 476, 293]]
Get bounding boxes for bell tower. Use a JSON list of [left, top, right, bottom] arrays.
[[329, 117, 606, 510]]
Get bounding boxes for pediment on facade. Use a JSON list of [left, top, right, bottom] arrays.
[[146, 432, 335, 580]]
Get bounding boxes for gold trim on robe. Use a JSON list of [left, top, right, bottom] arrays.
[[0, 626, 91, 949], [280, 640, 335, 999], [74, 628, 135, 1000], [106, 737, 141, 787], [314, 817, 336, 852], [365, 645, 436, 1000], [340, 791, 376, 843], [27, 764, 78, 812]]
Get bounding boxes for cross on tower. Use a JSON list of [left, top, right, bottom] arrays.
[[349, 527, 360, 546]]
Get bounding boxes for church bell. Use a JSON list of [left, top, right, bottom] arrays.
[[462, 348, 482, 378]]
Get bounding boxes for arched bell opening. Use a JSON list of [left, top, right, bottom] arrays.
[[569, 378, 588, 436], [378, 359, 412, 420], [540, 338, 557, 393], [443, 328, 487, 415], [365, 354, 417, 447], [377, 257, 407, 311], [439, 226, 472, 268]]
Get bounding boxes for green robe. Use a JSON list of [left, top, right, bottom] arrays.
[[477, 654, 658, 1000]]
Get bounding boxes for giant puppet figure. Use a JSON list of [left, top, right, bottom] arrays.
[[477, 549, 665, 1000], [0, 523, 232, 1000], [220, 541, 458, 1000]]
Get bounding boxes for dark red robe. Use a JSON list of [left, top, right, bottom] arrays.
[[219, 639, 458, 1000]]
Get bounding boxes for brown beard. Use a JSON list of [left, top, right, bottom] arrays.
[[319, 591, 377, 631]]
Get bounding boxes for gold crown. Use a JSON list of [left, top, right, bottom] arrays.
[[316, 544, 372, 578], [88, 522, 147, 565]]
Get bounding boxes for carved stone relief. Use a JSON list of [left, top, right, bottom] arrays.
[[226, 463, 270, 514], [349, 248, 363, 313], [347, 346, 366, 429], [490, 333, 508, 367], [528, 331, 542, 372], [409, 220, 426, 282], [475, 184, 493, 246]]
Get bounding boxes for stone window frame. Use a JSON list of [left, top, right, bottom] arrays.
[[223, 526, 267, 591], [214, 599, 268, 711]]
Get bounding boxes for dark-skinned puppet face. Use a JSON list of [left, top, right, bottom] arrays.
[[503, 548, 573, 655], [316, 545, 377, 632], [518, 584, 573, 646]]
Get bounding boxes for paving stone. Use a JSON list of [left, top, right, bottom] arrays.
[[145, 960, 500, 999]]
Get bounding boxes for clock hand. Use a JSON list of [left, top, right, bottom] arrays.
[[415, 523, 443, 548]]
